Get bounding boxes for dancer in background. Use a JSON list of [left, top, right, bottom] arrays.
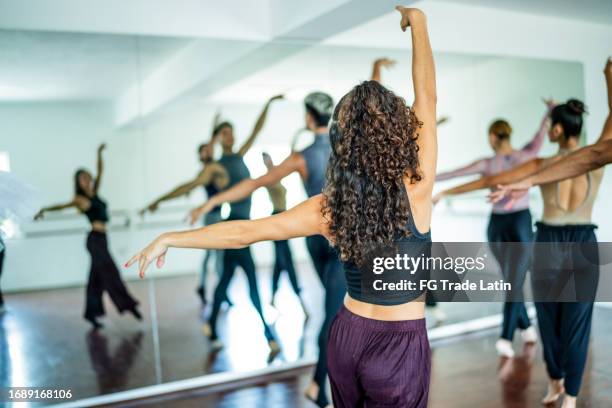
[[433, 58, 611, 407], [261, 152, 308, 317], [188, 90, 341, 408], [201, 95, 283, 354], [490, 66, 609, 198], [35, 144, 141, 329], [140, 120, 229, 307], [434, 101, 554, 357], [127, 6, 436, 407]]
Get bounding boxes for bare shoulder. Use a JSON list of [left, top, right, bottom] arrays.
[[74, 195, 90, 211]]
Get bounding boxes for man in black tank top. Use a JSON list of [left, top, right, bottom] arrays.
[[188, 91, 344, 408], [140, 138, 229, 306]]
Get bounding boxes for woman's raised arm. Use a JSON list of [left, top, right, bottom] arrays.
[[397, 6, 437, 187]]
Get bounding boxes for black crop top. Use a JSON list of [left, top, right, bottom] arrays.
[[204, 182, 222, 213], [83, 195, 109, 224], [342, 188, 432, 306]]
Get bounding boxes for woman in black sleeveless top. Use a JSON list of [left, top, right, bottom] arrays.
[[36, 144, 141, 329], [128, 7, 436, 407]]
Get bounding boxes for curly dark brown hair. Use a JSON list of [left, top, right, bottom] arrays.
[[322, 80, 422, 265]]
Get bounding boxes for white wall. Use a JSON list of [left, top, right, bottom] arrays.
[[0, 51, 585, 292]]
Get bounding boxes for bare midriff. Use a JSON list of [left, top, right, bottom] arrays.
[[344, 293, 426, 321], [91, 221, 107, 233]]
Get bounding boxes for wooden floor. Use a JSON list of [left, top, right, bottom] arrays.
[[3, 269, 610, 407], [0, 266, 500, 403], [123, 307, 612, 408]]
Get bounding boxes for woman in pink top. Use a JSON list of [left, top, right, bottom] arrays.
[[435, 101, 553, 358]]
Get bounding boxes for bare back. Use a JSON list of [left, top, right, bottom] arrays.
[[540, 152, 605, 225]]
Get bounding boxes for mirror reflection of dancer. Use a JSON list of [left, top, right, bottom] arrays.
[[261, 152, 309, 317], [490, 59, 612, 204], [35, 144, 141, 329], [140, 117, 230, 307], [126, 6, 436, 407], [200, 95, 283, 354], [434, 101, 554, 357], [188, 91, 340, 408], [434, 59, 611, 408]]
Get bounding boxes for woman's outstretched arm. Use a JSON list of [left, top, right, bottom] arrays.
[[93, 143, 105, 194], [126, 195, 327, 278], [34, 200, 78, 219], [436, 159, 488, 181], [187, 152, 305, 224], [434, 157, 544, 203], [488, 140, 612, 206], [237, 94, 284, 156]]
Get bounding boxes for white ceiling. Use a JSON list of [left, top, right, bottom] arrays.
[[0, 0, 610, 122], [0, 30, 190, 101], [434, 0, 612, 26]]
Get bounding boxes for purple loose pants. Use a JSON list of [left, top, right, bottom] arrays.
[[327, 305, 431, 407]]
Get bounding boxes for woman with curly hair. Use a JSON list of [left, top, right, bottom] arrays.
[[126, 6, 436, 407]]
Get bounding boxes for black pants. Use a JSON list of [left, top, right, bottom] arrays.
[[208, 247, 274, 342], [0, 244, 4, 306], [84, 231, 139, 320], [533, 223, 598, 397], [487, 209, 533, 340], [271, 240, 301, 297], [305, 235, 346, 408]]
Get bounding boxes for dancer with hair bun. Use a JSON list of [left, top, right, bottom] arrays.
[[434, 59, 611, 406]]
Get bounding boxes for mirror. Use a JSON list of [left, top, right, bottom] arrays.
[[0, 27, 586, 402]]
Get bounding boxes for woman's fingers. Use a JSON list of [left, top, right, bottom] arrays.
[[157, 253, 166, 268], [395, 6, 410, 31], [125, 253, 141, 268], [189, 211, 198, 226], [138, 254, 151, 278]]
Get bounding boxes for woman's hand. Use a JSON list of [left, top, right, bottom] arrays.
[[124, 235, 169, 278], [374, 58, 396, 69], [268, 94, 284, 104], [396, 6, 425, 31], [432, 191, 445, 205], [487, 180, 533, 208], [187, 203, 213, 226], [542, 97, 557, 111]]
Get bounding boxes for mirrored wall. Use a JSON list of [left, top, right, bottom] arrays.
[[0, 27, 584, 403]]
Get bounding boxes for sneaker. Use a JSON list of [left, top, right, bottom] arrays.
[[495, 338, 515, 358], [521, 326, 538, 344]]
